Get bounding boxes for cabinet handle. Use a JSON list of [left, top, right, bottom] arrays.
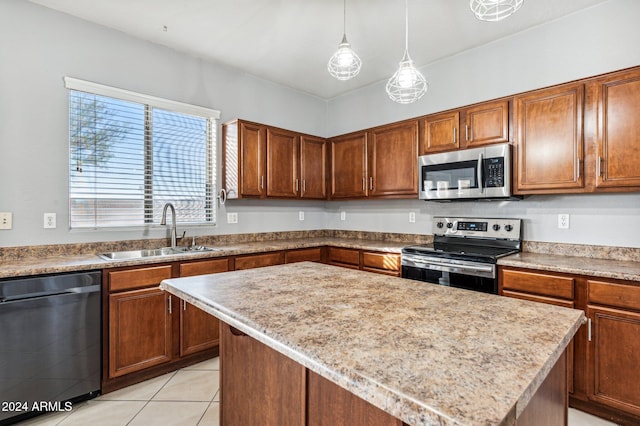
[[588, 318, 592, 342], [369, 176, 373, 190], [302, 180, 306, 192], [295, 179, 299, 192], [183, 300, 187, 311], [465, 125, 469, 142], [168, 295, 172, 314], [577, 158, 582, 179], [597, 156, 604, 177], [362, 177, 366, 192], [453, 127, 457, 144]]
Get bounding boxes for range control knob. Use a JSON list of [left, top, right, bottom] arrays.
[[492, 224, 501, 231], [446, 222, 454, 229], [436, 221, 444, 229], [505, 224, 514, 232]]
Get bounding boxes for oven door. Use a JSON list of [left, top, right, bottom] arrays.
[[401, 254, 498, 294]]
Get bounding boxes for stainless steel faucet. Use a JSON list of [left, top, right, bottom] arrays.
[[160, 203, 177, 249]]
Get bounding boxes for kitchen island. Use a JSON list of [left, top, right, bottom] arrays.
[[160, 262, 585, 426]]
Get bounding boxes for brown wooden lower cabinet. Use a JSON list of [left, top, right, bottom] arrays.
[[220, 322, 306, 426], [307, 371, 403, 426], [328, 247, 401, 276], [234, 251, 285, 270], [285, 247, 323, 263], [500, 266, 640, 426], [108, 287, 172, 378]]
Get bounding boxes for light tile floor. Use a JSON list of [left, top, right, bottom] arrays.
[[16, 356, 620, 425], [17, 357, 220, 426]]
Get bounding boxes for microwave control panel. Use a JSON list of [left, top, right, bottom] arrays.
[[484, 157, 504, 187]]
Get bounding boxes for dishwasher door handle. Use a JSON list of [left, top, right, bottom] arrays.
[[0, 285, 101, 303]]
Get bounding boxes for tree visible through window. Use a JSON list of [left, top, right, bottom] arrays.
[[67, 82, 217, 229]]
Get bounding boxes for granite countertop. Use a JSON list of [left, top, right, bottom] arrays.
[[0, 237, 407, 279], [160, 262, 585, 426], [498, 252, 640, 283]]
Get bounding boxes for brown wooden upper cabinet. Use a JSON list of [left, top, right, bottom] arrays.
[[223, 119, 267, 199], [223, 119, 327, 199], [330, 120, 418, 199], [330, 131, 368, 199], [588, 67, 640, 191], [420, 100, 509, 154], [513, 83, 585, 194]]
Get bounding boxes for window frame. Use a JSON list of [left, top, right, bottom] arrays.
[[64, 77, 221, 230]]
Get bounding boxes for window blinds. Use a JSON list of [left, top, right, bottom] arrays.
[[66, 78, 218, 229]]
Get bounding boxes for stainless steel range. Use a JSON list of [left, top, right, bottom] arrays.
[[401, 216, 522, 294]]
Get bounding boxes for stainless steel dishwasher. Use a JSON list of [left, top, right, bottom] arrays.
[[0, 270, 101, 425]]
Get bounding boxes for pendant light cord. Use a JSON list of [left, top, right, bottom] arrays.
[[343, 0, 347, 36], [404, 0, 409, 53]]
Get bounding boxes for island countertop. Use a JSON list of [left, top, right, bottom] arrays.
[[159, 262, 585, 426]]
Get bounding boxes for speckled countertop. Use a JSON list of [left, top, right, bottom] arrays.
[[0, 237, 408, 279], [498, 252, 640, 282], [160, 262, 585, 426]]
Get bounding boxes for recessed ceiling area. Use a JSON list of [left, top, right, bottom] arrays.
[[28, 0, 610, 99]]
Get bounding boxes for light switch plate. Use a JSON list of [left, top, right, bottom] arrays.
[[0, 212, 12, 230], [340, 211, 346, 221], [44, 213, 56, 229], [298, 211, 304, 221]]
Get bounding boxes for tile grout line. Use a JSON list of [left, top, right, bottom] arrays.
[[125, 370, 178, 426]]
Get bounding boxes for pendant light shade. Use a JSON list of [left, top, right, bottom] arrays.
[[386, 0, 427, 104], [328, 0, 361, 81], [470, 0, 524, 22]]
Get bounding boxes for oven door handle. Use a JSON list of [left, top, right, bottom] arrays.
[[405, 257, 494, 274]]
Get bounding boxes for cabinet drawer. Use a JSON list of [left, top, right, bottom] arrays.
[[361, 252, 400, 272], [108, 265, 173, 292], [501, 269, 574, 300], [328, 247, 360, 266], [588, 280, 640, 312], [285, 248, 322, 264], [502, 290, 575, 309], [180, 258, 229, 277], [235, 252, 285, 271]]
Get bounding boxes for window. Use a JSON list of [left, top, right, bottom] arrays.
[[65, 77, 220, 229]]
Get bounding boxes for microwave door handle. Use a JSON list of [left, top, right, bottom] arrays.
[[477, 153, 484, 193]]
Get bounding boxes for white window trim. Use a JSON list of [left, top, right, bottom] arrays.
[[63, 76, 220, 120]]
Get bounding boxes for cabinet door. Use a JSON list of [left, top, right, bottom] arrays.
[[285, 247, 323, 263], [267, 127, 299, 198], [592, 69, 640, 189], [300, 135, 327, 199], [179, 258, 229, 357], [239, 121, 267, 197], [368, 121, 418, 198], [421, 111, 460, 154], [463, 100, 509, 148], [514, 83, 585, 193], [330, 132, 368, 199], [109, 288, 172, 378], [587, 305, 640, 416], [220, 323, 305, 426], [361, 251, 401, 276]]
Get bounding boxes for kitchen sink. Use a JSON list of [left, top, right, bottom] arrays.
[[98, 246, 223, 261]]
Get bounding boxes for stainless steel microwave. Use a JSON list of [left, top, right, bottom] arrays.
[[418, 143, 519, 201]]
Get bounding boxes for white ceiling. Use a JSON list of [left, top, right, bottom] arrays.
[[29, 0, 610, 99]]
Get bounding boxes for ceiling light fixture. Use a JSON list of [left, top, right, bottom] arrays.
[[327, 0, 361, 81], [470, 0, 524, 22], [386, 0, 427, 104]]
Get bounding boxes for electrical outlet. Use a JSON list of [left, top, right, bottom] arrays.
[[409, 212, 416, 223], [340, 211, 346, 221], [558, 214, 570, 229], [44, 213, 56, 229], [227, 212, 238, 224], [298, 211, 304, 221], [0, 212, 12, 230]]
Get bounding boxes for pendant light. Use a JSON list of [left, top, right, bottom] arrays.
[[386, 0, 427, 104], [327, 0, 361, 81], [470, 0, 524, 22]]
